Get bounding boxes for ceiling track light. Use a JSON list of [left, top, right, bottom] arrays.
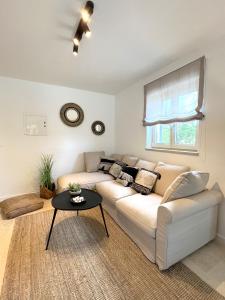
[[72, 1, 94, 56]]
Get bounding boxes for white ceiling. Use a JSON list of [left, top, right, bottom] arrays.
[[0, 0, 225, 94]]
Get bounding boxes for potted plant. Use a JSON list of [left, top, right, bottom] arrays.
[[68, 183, 81, 196], [40, 154, 55, 199]]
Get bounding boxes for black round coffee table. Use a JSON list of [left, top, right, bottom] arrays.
[[45, 189, 109, 250]]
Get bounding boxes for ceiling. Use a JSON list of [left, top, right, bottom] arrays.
[[0, 0, 225, 94]]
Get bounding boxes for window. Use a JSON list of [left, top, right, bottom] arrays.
[[144, 57, 205, 153], [148, 120, 199, 151]]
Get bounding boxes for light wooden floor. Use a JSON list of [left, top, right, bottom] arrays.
[[1, 201, 225, 297]]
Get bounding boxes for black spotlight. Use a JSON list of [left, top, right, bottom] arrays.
[[73, 44, 79, 56], [81, 1, 94, 23], [81, 19, 91, 38], [73, 21, 83, 46]]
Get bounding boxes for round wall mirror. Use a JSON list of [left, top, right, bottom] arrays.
[[65, 108, 79, 122], [60, 103, 84, 127], [91, 121, 105, 135]]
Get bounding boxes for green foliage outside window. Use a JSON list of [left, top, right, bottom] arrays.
[[155, 121, 197, 146], [175, 121, 197, 145]]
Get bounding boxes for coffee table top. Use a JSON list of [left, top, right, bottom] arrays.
[[52, 189, 102, 211]]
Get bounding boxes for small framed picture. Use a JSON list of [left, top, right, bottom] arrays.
[[24, 114, 47, 136]]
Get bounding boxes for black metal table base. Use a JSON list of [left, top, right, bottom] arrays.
[[99, 203, 109, 237], [45, 205, 109, 250], [45, 208, 58, 250]]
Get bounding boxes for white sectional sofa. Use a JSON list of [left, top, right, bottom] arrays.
[[57, 154, 223, 270]]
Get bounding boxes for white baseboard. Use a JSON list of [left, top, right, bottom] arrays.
[[216, 233, 225, 245]]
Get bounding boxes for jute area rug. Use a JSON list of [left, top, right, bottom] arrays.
[[1, 208, 224, 300]]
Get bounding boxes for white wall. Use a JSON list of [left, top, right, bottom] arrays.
[[0, 77, 115, 200], [115, 40, 225, 240]]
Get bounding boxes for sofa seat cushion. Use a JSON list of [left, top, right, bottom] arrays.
[[96, 181, 136, 203], [116, 193, 162, 238], [57, 172, 113, 192]]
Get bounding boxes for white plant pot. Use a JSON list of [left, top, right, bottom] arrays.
[[69, 189, 81, 196]]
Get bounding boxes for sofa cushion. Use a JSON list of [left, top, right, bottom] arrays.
[[122, 155, 138, 167], [131, 169, 159, 195], [162, 171, 209, 203], [116, 193, 162, 238], [116, 166, 139, 187], [135, 159, 156, 171], [154, 162, 190, 196], [57, 172, 113, 192], [109, 161, 127, 178], [0, 194, 44, 219], [98, 157, 115, 172], [96, 181, 136, 203], [111, 154, 123, 161], [84, 151, 105, 172]]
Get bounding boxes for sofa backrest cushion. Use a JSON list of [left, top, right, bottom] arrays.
[[122, 155, 138, 167], [161, 171, 209, 203], [111, 154, 123, 161], [84, 151, 105, 172], [135, 159, 156, 171], [154, 162, 190, 196]]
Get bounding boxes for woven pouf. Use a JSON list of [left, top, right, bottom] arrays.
[[0, 193, 44, 219]]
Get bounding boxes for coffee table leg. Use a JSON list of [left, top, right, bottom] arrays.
[[45, 208, 58, 250], [99, 204, 109, 237]]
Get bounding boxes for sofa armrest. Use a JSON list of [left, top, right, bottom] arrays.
[[158, 189, 223, 225], [156, 188, 223, 270]]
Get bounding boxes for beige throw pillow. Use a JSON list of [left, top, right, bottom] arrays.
[[109, 161, 126, 178], [84, 151, 105, 172], [131, 169, 159, 195], [135, 169, 157, 190], [162, 171, 209, 203], [154, 162, 190, 196]]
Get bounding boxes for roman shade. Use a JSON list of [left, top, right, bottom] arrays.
[[143, 57, 205, 126]]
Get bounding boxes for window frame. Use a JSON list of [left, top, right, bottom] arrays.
[[149, 121, 200, 152]]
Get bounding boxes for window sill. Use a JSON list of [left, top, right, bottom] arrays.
[[145, 147, 199, 156]]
